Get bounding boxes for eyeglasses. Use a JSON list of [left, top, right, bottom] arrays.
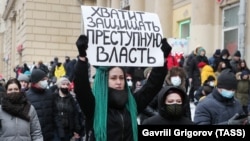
[[127, 79, 132, 81]]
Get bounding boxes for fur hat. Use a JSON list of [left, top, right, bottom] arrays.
[[30, 69, 47, 83], [217, 69, 237, 90], [18, 73, 30, 82]]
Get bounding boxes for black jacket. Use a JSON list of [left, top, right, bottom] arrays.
[[73, 59, 167, 141], [26, 87, 55, 141], [53, 92, 81, 138], [142, 86, 194, 125]]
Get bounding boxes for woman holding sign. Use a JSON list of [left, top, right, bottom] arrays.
[[73, 34, 171, 141]]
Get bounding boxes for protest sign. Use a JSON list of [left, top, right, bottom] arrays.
[[81, 6, 164, 66]]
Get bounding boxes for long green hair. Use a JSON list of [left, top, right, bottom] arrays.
[[92, 66, 138, 141]]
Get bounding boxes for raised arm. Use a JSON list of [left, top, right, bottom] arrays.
[[134, 38, 171, 113], [73, 35, 95, 132]]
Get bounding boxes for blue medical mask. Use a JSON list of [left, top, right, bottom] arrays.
[[171, 76, 181, 86], [220, 89, 234, 99]]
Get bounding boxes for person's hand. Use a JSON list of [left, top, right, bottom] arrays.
[[228, 113, 248, 125], [247, 115, 250, 125], [161, 38, 172, 58], [76, 34, 89, 57], [73, 132, 80, 139]]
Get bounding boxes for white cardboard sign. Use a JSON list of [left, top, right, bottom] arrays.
[[81, 6, 164, 66]]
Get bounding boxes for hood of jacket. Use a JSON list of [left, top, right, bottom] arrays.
[[157, 86, 187, 109]]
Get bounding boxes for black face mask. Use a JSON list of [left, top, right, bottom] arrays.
[[160, 104, 183, 119], [108, 88, 128, 109], [60, 88, 69, 94]]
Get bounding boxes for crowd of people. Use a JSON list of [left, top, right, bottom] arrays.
[[0, 34, 250, 141]]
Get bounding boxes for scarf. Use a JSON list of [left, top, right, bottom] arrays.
[[2, 92, 31, 121]]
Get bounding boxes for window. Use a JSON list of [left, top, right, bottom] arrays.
[[222, 4, 239, 55], [179, 20, 190, 39]]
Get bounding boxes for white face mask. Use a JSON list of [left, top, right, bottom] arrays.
[[209, 81, 215, 87], [222, 56, 227, 59], [127, 80, 133, 87], [171, 76, 181, 86], [38, 80, 48, 89]]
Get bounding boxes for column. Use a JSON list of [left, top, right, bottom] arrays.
[[154, 0, 173, 37], [96, 0, 107, 7], [190, 0, 215, 55], [110, 0, 120, 9], [130, 0, 145, 11]]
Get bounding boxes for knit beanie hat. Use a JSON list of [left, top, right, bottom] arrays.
[[234, 50, 241, 57], [217, 69, 237, 90], [56, 77, 70, 88], [241, 70, 250, 78], [197, 61, 207, 69], [214, 49, 221, 56], [18, 73, 30, 82], [30, 69, 47, 83], [197, 47, 206, 56], [23, 71, 31, 77]]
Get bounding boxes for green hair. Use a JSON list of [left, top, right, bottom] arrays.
[[93, 66, 138, 141]]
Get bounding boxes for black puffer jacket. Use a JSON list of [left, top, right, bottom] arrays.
[[26, 87, 55, 141], [53, 92, 81, 138]]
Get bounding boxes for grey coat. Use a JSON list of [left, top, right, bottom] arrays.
[[0, 105, 43, 141]]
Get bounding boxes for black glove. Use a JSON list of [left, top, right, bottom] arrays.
[[161, 38, 172, 58], [76, 34, 89, 57], [228, 113, 247, 125]]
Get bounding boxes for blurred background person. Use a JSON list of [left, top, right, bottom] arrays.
[[17, 73, 30, 92], [235, 70, 250, 115], [26, 69, 55, 141], [53, 77, 81, 141]]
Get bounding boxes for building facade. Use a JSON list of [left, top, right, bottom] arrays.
[[0, 0, 249, 79]]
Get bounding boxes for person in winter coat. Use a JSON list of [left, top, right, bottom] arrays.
[[214, 61, 227, 79], [235, 70, 250, 115], [26, 68, 55, 141], [54, 63, 66, 80], [230, 50, 241, 74], [194, 69, 247, 125], [197, 62, 217, 86], [187, 47, 209, 102], [164, 66, 191, 119], [208, 49, 221, 71], [73, 35, 171, 141], [142, 86, 194, 125], [0, 78, 43, 141], [194, 75, 216, 105], [214, 48, 232, 72], [17, 73, 30, 92], [53, 77, 82, 141], [138, 66, 192, 124]]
